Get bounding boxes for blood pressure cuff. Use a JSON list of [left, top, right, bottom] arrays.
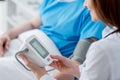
[[71, 38, 94, 64]]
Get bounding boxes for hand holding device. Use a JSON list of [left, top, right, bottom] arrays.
[[15, 29, 61, 70]]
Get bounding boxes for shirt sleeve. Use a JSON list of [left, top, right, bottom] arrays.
[[40, 73, 56, 80], [79, 9, 105, 40], [79, 42, 110, 80]]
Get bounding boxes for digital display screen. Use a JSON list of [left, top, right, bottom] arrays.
[[30, 38, 49, 58]]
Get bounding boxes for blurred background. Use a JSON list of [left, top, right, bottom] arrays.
[[0, 0, 42, 34]]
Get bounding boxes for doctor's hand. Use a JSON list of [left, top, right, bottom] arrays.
[[50, 55, 80, 79], [0, 33, 11, 57], [18, 54, 47, 79]]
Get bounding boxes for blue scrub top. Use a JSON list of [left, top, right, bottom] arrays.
[[38, 0, 105, 57]]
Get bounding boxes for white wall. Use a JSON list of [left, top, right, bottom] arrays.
[[0, 1, 7, 34]]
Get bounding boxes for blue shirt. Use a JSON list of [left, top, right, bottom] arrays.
[[38, 0, 105, 57]]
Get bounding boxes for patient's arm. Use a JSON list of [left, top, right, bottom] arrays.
[[7, 14, 42, 39], [0, 14, 42, 56]]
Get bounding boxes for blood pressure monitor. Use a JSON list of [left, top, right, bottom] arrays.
[[16, 29, 61, 69]]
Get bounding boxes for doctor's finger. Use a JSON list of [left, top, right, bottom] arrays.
[[51, 55, 67, 62], [0, 42, 4, 57], [50, 60, 59, 68], [0, 48, 4, 57], [18, 54, 29, 65], [51, 55, 72, 66], [5, 38, 10, 50], [19, 54, 41, 72]]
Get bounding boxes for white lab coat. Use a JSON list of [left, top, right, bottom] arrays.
[[40, 32, 120, 80]]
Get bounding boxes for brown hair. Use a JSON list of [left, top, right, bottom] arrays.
[[92, 0, 120, 33]]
